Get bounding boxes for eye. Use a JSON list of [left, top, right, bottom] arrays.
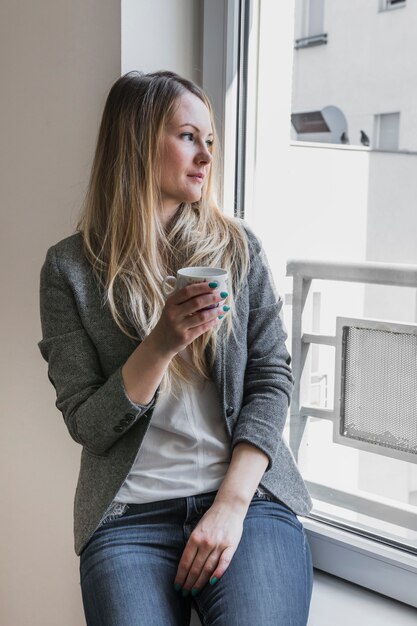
[[180, 132, 194, 142], [180, 132, 214, 150]]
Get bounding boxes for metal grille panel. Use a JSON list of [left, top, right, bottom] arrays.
[[342, 326, 417, 455]]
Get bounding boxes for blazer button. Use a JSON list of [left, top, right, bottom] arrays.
[[124, 413, 136, 422], [226, 406, 234, 417], [113, 425, 124, 432]]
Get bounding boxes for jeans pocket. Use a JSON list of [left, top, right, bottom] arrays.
[[254, 487, 276, 502], [253, 488, 303, 528], [98, 502, 129, 528]]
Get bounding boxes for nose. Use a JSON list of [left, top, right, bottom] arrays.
[[196, 141, 212, 165]]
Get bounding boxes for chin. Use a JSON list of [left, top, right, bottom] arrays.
[[183, 193, 203, 205]]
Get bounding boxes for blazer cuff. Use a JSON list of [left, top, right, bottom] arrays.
[[72, 366, 157, 455]]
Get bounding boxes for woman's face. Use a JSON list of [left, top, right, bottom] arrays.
[[158, 91, 213, 224]]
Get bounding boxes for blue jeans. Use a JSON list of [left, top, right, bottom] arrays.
[[80, 490, 313, 625]]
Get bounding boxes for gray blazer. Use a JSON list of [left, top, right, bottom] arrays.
[[39, 222, 312, 555]]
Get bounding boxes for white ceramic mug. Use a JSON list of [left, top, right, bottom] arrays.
[[162, 267, 228, 310]]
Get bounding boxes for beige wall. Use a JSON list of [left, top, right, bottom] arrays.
[[122, 0, 202, 81], [0, 1, 201, 624]]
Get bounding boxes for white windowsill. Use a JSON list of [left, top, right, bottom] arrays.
[[308, 570, 417, 625], [302, 516, 417, 608], [379, 6, 406, 13]]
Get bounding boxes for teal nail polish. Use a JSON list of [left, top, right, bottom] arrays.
[[174, 582, 181, 591], [181, 589, 189, 598], [220, 291, 228, 298], [191, 588, 200, 597], [208, 281, 218, 288], [218, 315, 224, 320], [223, 305, 230, 312], [210, 576, 218, 585]]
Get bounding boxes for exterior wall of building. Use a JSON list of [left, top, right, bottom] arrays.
[[292, 0, 417, 150]]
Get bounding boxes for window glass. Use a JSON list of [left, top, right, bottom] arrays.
[[307, 0, 325, 36], [247, 0, 417, 553]]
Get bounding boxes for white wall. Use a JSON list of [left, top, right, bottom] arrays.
[[0, 1, 201, 624]]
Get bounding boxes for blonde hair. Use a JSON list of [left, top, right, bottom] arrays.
[[77, 70, 250, 391]]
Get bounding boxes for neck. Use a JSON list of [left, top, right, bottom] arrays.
[[160, 204, 183, 230], [160, 203, 181, 228]]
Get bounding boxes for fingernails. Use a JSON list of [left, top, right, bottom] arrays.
[[220, 291, 228, 298], [191, 588, 200, 597], [210, 576, 218, 585], [223, 305, 230, 312], [218, 315, 224, 320], [208, 282, 218, 288], [181, 589, 189, 597], [174, 582, 181, 591]]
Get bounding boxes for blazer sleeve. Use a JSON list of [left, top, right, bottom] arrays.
[[230, 225, 294, 470], [38, 245, 155, 456]]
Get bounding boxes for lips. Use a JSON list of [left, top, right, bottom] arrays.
[[188, 172, 205, 181]]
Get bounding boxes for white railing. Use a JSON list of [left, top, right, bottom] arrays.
[[287, 258, 417, 447], [286, 258, 417, 607]]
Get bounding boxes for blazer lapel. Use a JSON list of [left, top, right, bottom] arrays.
[[210, 328, 226, 414]]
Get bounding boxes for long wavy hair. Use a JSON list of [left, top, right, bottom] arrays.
[[77, 70, 250, 391]]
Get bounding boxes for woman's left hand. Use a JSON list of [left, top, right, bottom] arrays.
[[174, 501, 245, 595]]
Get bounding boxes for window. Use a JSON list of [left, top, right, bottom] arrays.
[[383, 0, 406, 10], [306, 0, 325, 36], [374, 112, 400, 151], [264, 0, 417, 606], [295, 0, 327, 48], [202, 0, 417, 607]]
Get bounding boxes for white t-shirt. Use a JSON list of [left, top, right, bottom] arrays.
[[114, 349, 231, 503]]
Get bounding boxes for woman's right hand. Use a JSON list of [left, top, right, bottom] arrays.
[[151, 282, 228, 359], [122, 282, 228, 405]]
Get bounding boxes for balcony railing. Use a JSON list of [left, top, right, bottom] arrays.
[[286, 258, 417, 607], [287, 258, 417, 461]]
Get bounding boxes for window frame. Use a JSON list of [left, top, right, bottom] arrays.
[[202, 0, 258, 220], [202, 0, 417, 607], [201, 0, 240, 217]]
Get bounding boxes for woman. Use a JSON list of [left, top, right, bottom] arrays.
[[39, 70, 313, 625]]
